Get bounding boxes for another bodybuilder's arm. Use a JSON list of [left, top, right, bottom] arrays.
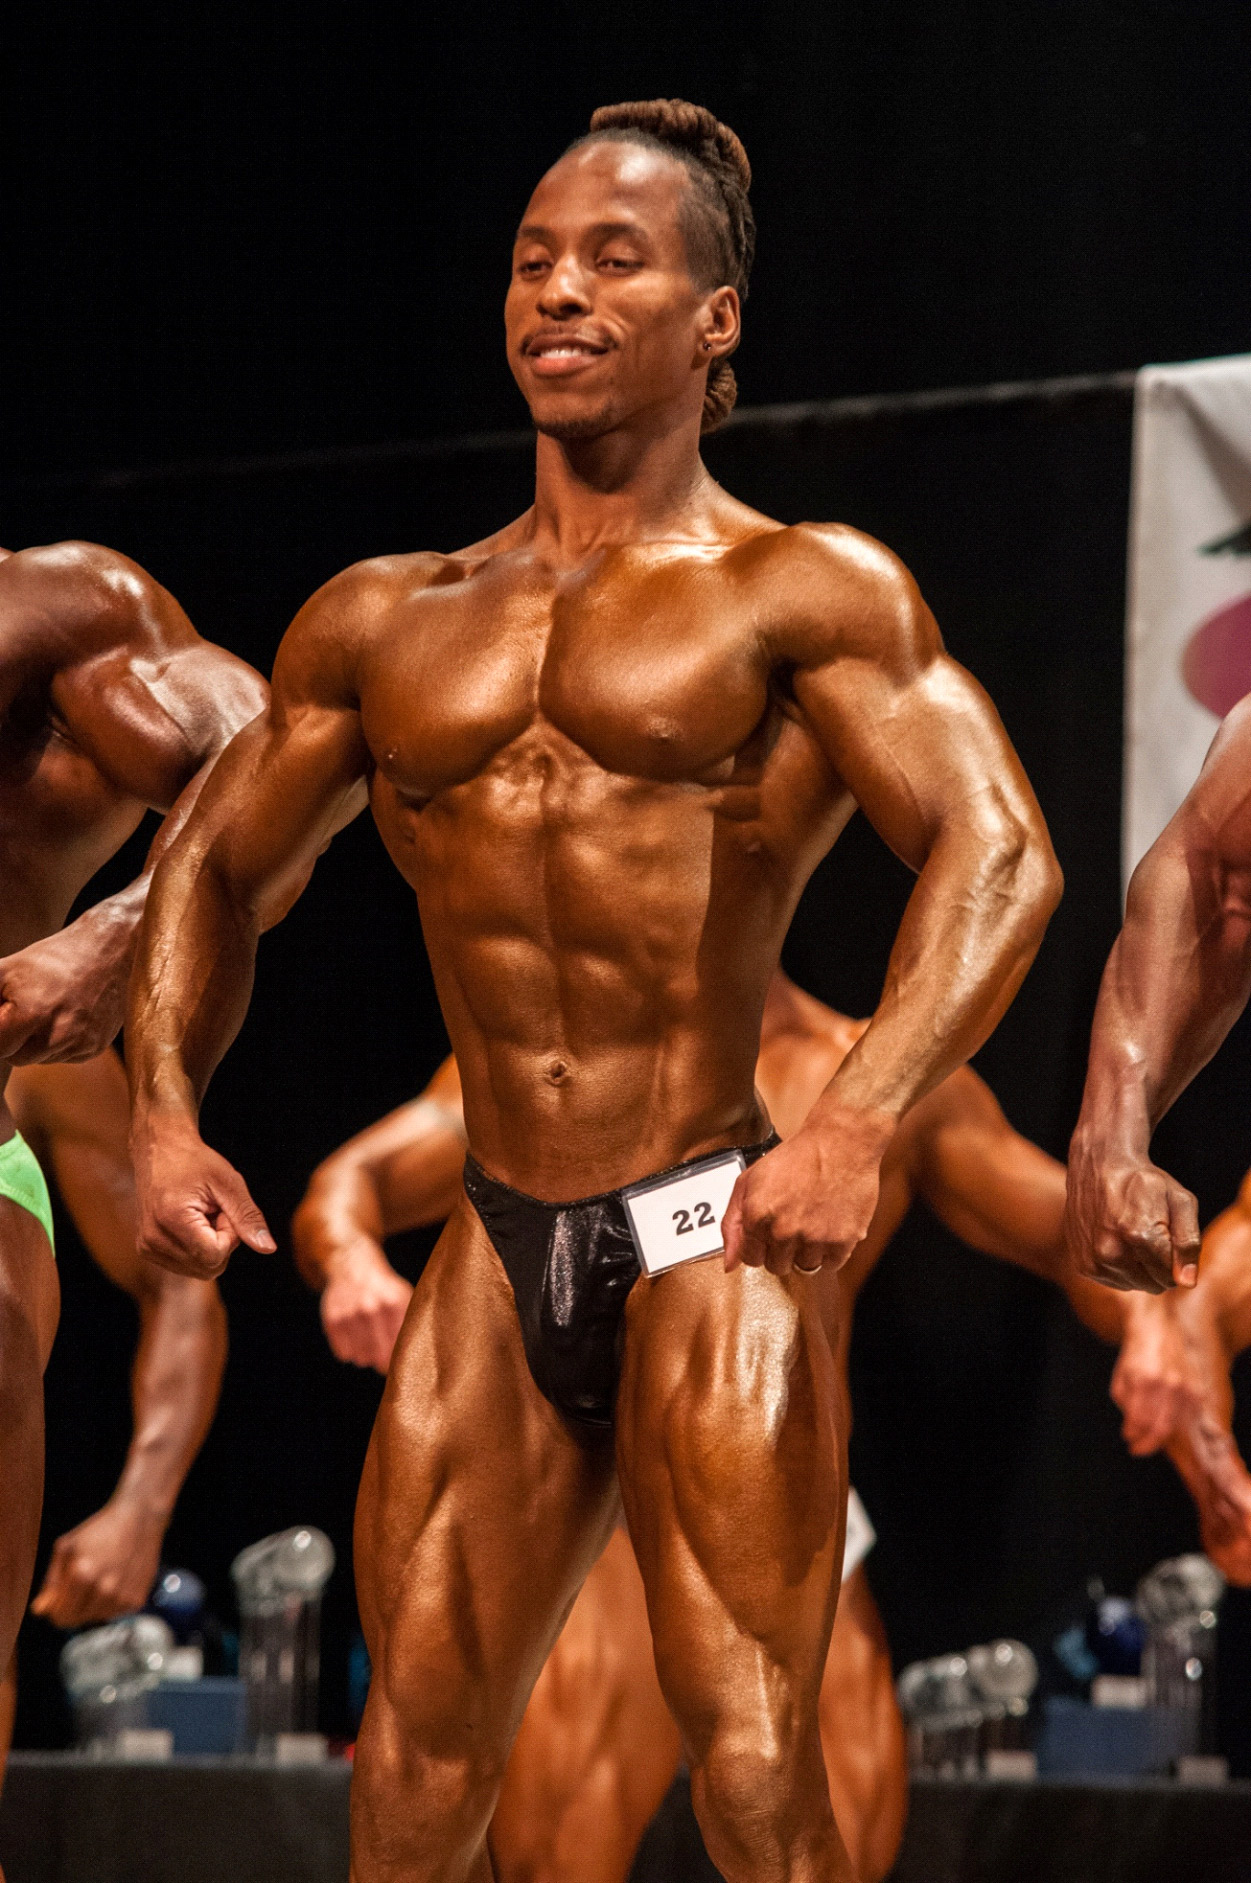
[[1068, 700, 1251, 1293], [291, 1057, 465, 1372], [10, 1052, 226, 1626], [912, 1069, 1251, 1572], [126, 561, 403, 1278], [0, 544, 267, 1064], [725, 527, 1062, 1273], [905, 1071, 1203, 1442]]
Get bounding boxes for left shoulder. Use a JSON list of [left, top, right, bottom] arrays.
[[2, 541, 190, 659], [737, 523, 941, 673]]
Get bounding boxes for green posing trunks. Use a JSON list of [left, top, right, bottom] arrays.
[[0, 1131, 55, 1252]]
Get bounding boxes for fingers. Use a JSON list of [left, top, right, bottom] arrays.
[[1076, 1162, 1203, 1294], [142, 1208, 235, 1279], [1169, 1186, 1201, 1288], [720, 1188, 744, 1272], [322, 1286, 411, 1372], [30, 1546, 120, 1630], [0, 1001, 35, 1062], [219, 1176, 277, 1255]]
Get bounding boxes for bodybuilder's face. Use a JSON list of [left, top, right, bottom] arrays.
[[507, 142, 736, 441]]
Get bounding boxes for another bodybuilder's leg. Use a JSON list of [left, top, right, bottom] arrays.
[[0, 1196, 58, 1871], [0, 1656, 14, 1788], [617, 1261, 855, 1883], [489, 1523, 682, 1883], [352, 1201, 619, 1883], [818, 1569, 906, 1883]]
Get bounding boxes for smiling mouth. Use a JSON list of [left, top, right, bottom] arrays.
[[525, 337, 610, 377]]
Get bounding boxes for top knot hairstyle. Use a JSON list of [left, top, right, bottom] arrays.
[[570, 99, 755, 433]]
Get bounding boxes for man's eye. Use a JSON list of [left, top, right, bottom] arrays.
[[517, 257, 549, 276]]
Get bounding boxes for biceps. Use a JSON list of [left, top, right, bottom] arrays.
[[174, 711, 368, 916], [792, 656, 1039, 869]]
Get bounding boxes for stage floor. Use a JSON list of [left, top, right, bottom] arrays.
[[2, 1754, 1248, 1881]]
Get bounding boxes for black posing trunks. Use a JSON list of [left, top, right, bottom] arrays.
[[463, 1134, 780, 1431]]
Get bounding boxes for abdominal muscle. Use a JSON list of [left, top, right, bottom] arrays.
[[385, 762, 782, 1202]]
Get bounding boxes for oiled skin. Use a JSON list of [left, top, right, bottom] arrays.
[[0, 542, 263, 1848], [0, 1049, 225, 1773], [295, 973, 1176, 1882], [127, 139, 1059, 1883], [14, 1050, 227, 1629], [1068, 696, 1251, 1293]]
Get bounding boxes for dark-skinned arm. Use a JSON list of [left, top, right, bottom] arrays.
[[1067, 699, 1251, 1293], [724, 526, 1063, 1275], [0, 543, 267, 1065], [908, 1068, 1251, 1576], [126, 562, 401, 1279], [9, 1050, 226, 1627], [291, 1057, 465, 1372]]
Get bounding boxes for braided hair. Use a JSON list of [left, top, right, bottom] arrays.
[[569, 99, 755, 433]]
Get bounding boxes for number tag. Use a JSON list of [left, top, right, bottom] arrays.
[[621, 1151, 746, 1277]]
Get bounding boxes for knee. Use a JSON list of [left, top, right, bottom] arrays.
[[353, 1686, 507, 1877], [692, 1716, 830, 1874]]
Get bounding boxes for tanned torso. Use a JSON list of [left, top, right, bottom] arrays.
[[356, 502, 859, 1199]]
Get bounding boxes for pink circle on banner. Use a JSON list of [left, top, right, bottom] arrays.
[[1181, 592, 1251, 718]]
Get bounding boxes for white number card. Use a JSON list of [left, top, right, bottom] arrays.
[[622, 1150, 746, 1277]]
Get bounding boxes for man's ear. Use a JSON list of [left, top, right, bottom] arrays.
[[697, 286, 741, 362]]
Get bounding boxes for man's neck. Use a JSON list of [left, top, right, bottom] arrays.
[[528, 409, 716, 560]]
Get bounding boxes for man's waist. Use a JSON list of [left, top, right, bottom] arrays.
[[458, 1103, 772, 1209]]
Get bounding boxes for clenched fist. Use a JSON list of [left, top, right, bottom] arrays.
[[722, 1105, 895, 1277], [1066, 1128, 1199, 1294], [133, 1115, 276, 1280]]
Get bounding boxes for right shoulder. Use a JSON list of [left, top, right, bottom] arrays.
[[272, 553, 458, 706]]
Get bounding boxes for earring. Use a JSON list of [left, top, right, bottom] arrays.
[[703, 341, 712, 352]]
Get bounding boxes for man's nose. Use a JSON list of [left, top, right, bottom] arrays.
[[537, 255, 591, 320]]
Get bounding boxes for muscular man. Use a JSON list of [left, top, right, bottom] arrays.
[[296, 970, 1220, 1883], [0, 1047, 225, 1770], [128, 100, 1060, 1882], [1068, 696, 1251, 1291], [0, 539, 265, 1802]]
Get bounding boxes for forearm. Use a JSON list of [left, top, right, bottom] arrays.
[[1177, 1215, 1251, 1366], [822, 817, 1059, 1125], [113, 1281, 227, 1520], [292, 1163, 386, 1290], [129, 848, 262, 1126], [1078, 837, 1251, 1154]]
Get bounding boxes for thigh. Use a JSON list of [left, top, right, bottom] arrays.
[[819, 1568, 907, 1883], [491, 1524, 681, 1883], [615, 1257, 846, 1751], [0, 1197, 59, 1672], [356, 1198, 620, 1762]]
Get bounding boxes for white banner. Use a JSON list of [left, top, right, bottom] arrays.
[[1123, 354, 1251, 885]]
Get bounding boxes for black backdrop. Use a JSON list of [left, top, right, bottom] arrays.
[[6, 0, 1251, 1765]]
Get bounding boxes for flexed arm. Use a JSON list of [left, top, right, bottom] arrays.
[[725, 527, 1062, 1275], [0, 543, 267, 1065], [1068, 700, 1251, 1293], [127, 563, 395, 1279], [292, 1058, 465, 1371]]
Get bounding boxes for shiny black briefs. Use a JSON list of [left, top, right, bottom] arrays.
[[463, 1134, 780, 1431]]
